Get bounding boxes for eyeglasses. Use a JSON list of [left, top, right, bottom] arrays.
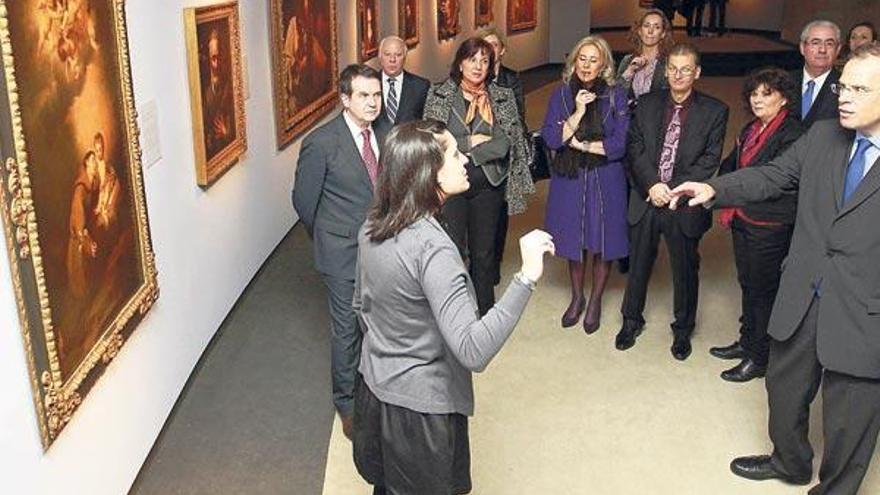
[[805, 38, 839, 50], [830, 83, 875, 96], [666, 66, 695, 76]]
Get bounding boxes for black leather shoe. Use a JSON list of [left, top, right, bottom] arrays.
[[721, 358, 767, 382], [671, 336, 692, 361], [615, 322, 643, 350], [710, 341, 745, 360], [730, 455, 811, 485]]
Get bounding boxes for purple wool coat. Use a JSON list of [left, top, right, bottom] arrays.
[[541, 83, 630, 261]]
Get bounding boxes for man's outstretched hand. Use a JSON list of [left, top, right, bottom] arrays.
[[669, 182, 716, 210]]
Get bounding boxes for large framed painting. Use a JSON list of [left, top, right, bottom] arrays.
[[269, 0, 338, 149], [184, 2, 247, 187], [475, 0, 493, 27], [437, 0, 461, 41], [398, 0, 419, 48], [507, 0, 537, 33], [358, 0, 379, 61], [0, 0, 158, 448]]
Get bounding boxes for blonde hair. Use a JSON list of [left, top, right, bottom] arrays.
[[562, 35, 616, 86], [477, 26, 507, 48]]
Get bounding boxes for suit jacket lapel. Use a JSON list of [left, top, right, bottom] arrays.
[[334, 113, 373, 191], [650, 93, 669, 158]]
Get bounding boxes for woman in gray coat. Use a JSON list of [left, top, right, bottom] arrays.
[[352, 120, 553, 495]]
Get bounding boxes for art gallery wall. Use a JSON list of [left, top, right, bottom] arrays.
[[780, 0, 880, 45], [590, 0, 785, 34], [0, 2, 565, 494], [549, 0, 591, 63]]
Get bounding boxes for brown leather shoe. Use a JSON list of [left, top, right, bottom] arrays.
[[340, 414, 354, 441]]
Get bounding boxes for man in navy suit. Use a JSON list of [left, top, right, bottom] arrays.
[[375, 36, 430, 130], [293, 64, 387, 440], [791, 20, 842, 128]]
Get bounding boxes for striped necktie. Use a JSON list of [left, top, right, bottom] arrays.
[[386, 78, 399, 123]]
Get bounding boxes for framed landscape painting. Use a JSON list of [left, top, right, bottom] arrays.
[[507, 0, 537, 33], [184, 2, 247, 187], [269, 0, 338, 149], [398, 0, 419, 48], [437, 0, 461, 41], [475, 0, 493, 27], [358, 0, 379, 61], [0, 0, 158, 448]]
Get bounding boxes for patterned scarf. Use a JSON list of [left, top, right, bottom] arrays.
[[460, 78, 494, 126]]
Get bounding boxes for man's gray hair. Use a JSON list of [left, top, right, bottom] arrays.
[[379, 36, 408, 55], [800, 19, 841, 43]]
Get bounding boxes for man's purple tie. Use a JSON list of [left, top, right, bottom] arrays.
[[361, 128, 380, 186], [659, 104, 683, 183]]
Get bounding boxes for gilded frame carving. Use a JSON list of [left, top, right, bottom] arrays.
[[0, 0, 158, 448], [269, 0, 339, 149], [184, 2, 248, 187], [398, 0, 419, 48]]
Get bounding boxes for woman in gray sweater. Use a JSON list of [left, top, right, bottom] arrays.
[[352, 120, 553, 495]]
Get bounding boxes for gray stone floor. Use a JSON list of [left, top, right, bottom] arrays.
[[129, 226, 332, 495]]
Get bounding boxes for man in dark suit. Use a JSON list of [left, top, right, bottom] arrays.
[[292, 64, 387, 440], [791, 20, 842, 128], [375, 36, 429, 131], [616, 43, 729, 360], [672, 44, 880, 494]]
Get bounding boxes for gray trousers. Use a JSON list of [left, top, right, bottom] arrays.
[[767, 297, 880, 495], [323, 274, 361, 417]]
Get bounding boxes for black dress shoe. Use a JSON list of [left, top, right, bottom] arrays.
[[730, 455, 811, 485], [671, 336, 692, 361], [709, 341, 745, 360], [615, 322, 643, 350], [721, 358, 766, 382]]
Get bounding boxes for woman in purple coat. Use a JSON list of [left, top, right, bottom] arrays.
[[542, 35, 630, 334]]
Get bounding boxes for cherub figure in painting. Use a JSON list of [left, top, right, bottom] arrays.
[[36, 0, 98, 82]]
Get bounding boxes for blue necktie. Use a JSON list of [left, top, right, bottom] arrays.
[[843, 138, 873, 203], [801, 80, 815, 119]]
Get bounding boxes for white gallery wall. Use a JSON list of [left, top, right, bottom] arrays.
[[0, 1, 555, 494]]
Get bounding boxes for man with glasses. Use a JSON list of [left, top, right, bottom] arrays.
[[671, 43, 880, 494], [792, 20, 842, 128], [615, 43, 728, 360]]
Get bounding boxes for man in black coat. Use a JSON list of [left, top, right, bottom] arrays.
[[672, 44, 880, 495], [617, 43, 729, 360], [292, 64, 388, 440], [791, 20, 842, 128], [375, 36, 430, 130]]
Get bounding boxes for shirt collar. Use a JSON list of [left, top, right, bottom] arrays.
[[803, 68, 831, 89], [855, 131, 880, 150], [384, 72, 403, 86], [343, 110, 370, 141]]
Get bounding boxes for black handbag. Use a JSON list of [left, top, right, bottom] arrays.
[[529, 130, 551, 182]]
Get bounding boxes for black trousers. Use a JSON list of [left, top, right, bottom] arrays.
[[322, 274, 360, 417], [731, 217, 793, 365], [708, 0, 726, 32], [353, 376, 472, 495], [442, 165, 504, 316], [685, 0, 706, 36], [621, 207, 703, 337], [767, 297, 880, 495]]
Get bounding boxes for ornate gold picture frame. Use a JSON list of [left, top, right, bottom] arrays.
[[475, 0, 493, 27], [398, 0, 419, 48], [0, 0, 158, 448], [269, 0, 338, 149], [184, 2, 247, 187], [358, 0, 379, 61], [507, 0, 537, 33]]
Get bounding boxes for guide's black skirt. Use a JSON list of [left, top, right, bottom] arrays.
[[353, 374, 472, 495]]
